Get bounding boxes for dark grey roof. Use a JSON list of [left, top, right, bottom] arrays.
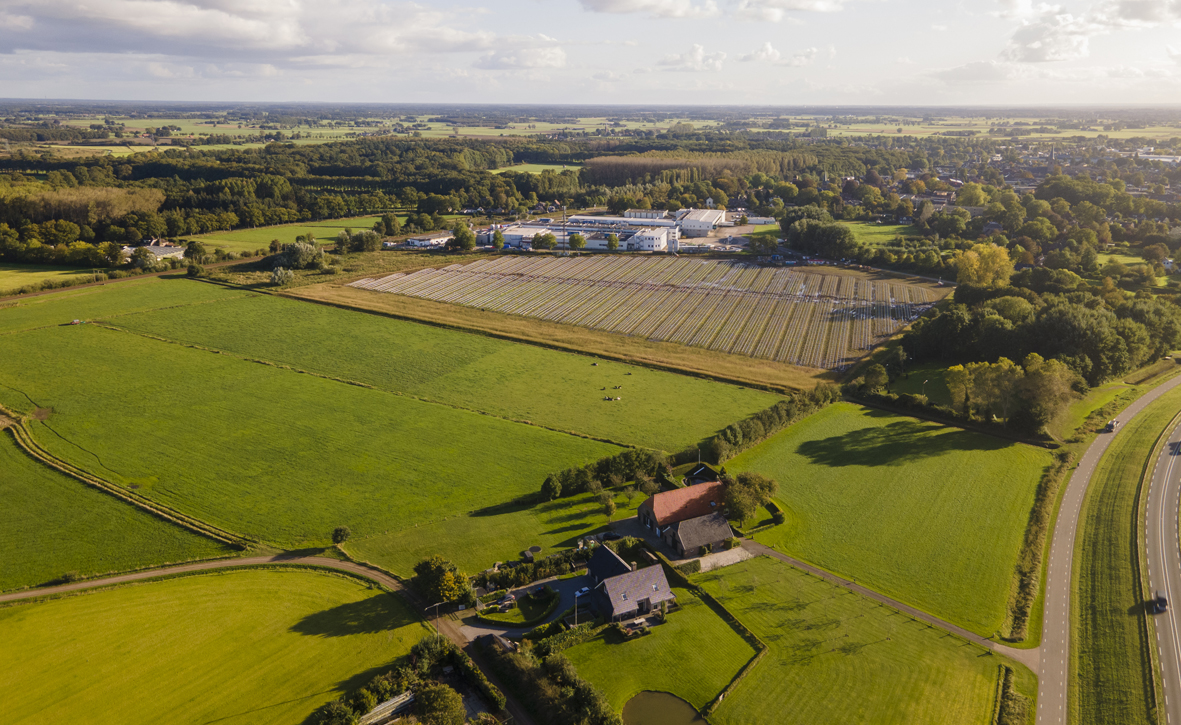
[[599, 565, 676, 618], [675, 513, 733, 552], [588, 545, 631, 582], [685, 463, 718, 482]]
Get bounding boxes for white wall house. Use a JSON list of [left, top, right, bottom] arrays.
[[407, 232, 453, 248], [628, 228, 670, 252]]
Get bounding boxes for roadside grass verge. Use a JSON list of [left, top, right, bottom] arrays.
[[0, 568, 428, 725], [732, 403, 1051, 636], [0, 324, 617, 549], [290, 281, 832, 392], [111, 289, 780, 452], [0, 429, 233, 592], [1070, 385, 1181, 724], [564, 585, 757, 712], [700, 557, 1022, 725]]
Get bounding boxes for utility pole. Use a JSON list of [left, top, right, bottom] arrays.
[[425, 602, 444, 639]]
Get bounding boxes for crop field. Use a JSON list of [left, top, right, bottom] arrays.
[[564, 585, 757, 711], [350, 256, 940, 371], [0, 569, 428, 724], [730, 403, 1051, 635], [0, 431, 232, 591], [701, 557, 1029, 725], [111, 289, 779, 452]]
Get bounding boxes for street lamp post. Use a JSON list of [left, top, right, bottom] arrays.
[[922, 379, 929, 397], [425, 602, 444, 639]]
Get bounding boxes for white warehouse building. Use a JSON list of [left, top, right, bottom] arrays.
[[676, 209, 726, 237]]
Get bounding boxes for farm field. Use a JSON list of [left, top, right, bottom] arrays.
[[701, 557, 1030, 725], [0, 323, 617, 549], [348, 486, 644, 576], [0, 431, 232, 592], [0, 263, 100, 294], [350, 256, 943, 372], [193, 215, 389, 253], [884, 362, 954, 408], [730, 403, 1051, 635], [111, 289, 780, 451], [493, 163, 582, 174], [0, 276, 252, 334], [1071, 384, 1181, 724], [0, 569, 428, 725], [564, 584, 757, 712]]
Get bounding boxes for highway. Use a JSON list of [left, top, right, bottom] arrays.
[[1037, 373, 1181, 725], [1145, 413, 1181, 725]]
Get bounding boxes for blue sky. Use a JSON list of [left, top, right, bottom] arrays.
[[0, 0, 1178, 104]]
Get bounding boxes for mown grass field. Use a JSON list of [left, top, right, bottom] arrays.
[[194, 216, 388, 253], [112, 290, 780, 451], [564, 585, 757, 711], [0, 276, 251, 334], [0, 569, 428, 724], [882, 363, 954, 408], [0, 323, 617, 549], [348, 487, 644, 576], [0, 431, 232, 591], [841, 221, 921, 246], [1070, 385, 1181, 724], [732, 403, 1051, 635], [0, 263, 99, 294], [701, 557, 1029, 725]]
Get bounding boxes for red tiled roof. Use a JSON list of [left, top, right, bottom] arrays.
[[639, 481, 725, 527]]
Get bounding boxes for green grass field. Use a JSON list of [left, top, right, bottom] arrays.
[[0, 430, 232, 591], [0, 323, 617, 549], [881, 363, 954, 407], [0, 569, 428, 724], [0, 276, 251, 334], [1070, 385, 1181, 723], [841, 221, 921, 246], [348, 487, 643, 576], [194, 216, 389, 253], [564, 585, 757, 711], [0, 264, 100, 294], [701, 557, 1028, 725], [493, 163, 582, 175], [111, 290, 780, 451], [731, 403, 1051, 635]]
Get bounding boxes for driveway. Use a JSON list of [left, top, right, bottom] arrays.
[[460, 573, 592, 640]]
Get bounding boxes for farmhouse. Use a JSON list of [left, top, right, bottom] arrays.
[[638, 481, 725, 530], [683, 462, 720, 486], [668, 512, 733, 556], [587, 545, 676, 621]]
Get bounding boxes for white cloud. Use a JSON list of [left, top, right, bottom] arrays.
[[657, 43, 726, 71], [592, 70, 626, 81], [577, 0, 719, 18], [785, 46, 819, 66], [739, 42, 781, 62], [994, 0, 1061, 19], [931, 23, 948, 31], [1001, 11, 1097, 62], [1168, 45, 1181, 64], [474, 47, 567, 70], [734, 0, 844, 21], [932, 60, 1023, 82]]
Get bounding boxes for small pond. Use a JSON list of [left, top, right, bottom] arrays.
[[622, 691, 706, 725]]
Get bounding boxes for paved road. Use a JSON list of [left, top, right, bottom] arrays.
[[1145, 414, 1181, 725], [741, 540, 1038, 671], [459, 574, 591, 641], [1037, 372, 1181, 725]]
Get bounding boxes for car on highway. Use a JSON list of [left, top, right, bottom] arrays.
[[1150, 592, 1169, 614]]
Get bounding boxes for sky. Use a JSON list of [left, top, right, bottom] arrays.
[[0, 0, 1180, 105]]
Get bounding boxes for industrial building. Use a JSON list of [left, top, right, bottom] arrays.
[[676, 209, 726, 237]]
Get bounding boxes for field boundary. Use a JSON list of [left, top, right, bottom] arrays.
[[0, 411, 249, 549], [285, 284, 825, 394]]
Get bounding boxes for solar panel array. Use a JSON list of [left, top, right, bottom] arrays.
[[350, 256, 935, 371]]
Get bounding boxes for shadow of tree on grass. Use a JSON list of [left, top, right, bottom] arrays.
[[795, 416, 1011, 468], [291, 593, 416, 638]]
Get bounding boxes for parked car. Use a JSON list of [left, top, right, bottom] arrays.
[[575, 587, 590, 598], [601, 532, 623, 541]]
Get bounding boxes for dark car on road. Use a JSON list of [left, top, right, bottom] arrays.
[[1150, 592, 1169, 614]]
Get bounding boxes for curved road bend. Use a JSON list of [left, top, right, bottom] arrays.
[[1038, 373, 1181, 725], [0, 554, 537, 725], [1145, 416, 1181, 725]]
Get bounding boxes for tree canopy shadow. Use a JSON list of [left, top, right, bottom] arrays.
[[291, 593, 416, 638], [795, 417, 1011, 468]]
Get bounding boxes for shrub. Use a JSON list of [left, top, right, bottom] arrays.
[[186, 264, 205, 277], [675, 560, 701, 576], [415, 682, 466, 725], [271, 266, 295, 286], [532, 622, 599, 658], [725, 537, 741, 550], [332, 526, 351, 544]]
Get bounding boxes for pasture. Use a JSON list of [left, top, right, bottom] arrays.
[[0, 431, 231, 592], [701, 557, 1030, 725], [730, 403, 1051, 635], [0, 323, 617, 549], [193, 215, 390, 253], [841, 221, 921, 246], [1071, 385, 1181, 724], [112, 289, 779, 452], [0, 569, 428, 724], [348, 486, 644, 577], [350, 256, 941, 372], [564, 585, 757, 711], [0, 264, 100, 294]]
